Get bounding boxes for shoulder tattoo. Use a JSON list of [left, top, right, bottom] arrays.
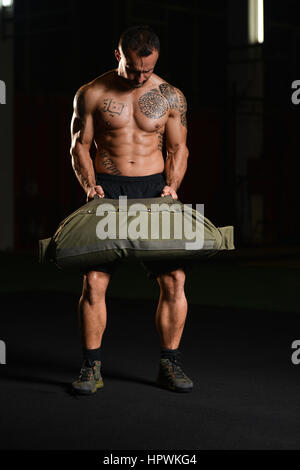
[[160, 83, 187, 128], [159, 83, 179, 109]]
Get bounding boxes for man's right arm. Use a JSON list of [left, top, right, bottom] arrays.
[[70, 86, 104, 200]]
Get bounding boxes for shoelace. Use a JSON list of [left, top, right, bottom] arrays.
[[79, 367, 93, 382], [78, 361, 96, 381], [165, 357, 187, 380]]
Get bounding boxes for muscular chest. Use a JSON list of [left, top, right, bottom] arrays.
[[95, 88, 170, 132]]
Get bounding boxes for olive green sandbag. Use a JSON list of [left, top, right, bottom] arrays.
[[39, 195, 234, 269]]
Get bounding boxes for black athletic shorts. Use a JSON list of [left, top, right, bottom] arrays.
[[82, 172, 186, 279]]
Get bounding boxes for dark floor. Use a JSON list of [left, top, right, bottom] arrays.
[[1, 290, 300, 450]]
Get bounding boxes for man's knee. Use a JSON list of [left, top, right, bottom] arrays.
[[82, 270, 110, 302], [157, 269, 186, 298]]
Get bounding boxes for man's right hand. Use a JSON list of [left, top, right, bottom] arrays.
[[86, 185, 105, 202]]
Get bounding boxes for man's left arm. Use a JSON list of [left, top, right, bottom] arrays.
[[162, 87, 189, 199]]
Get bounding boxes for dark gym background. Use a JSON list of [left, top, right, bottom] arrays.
[[1, 0, 300, 452]]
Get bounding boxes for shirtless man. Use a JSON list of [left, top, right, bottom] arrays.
[[70, 25, 193, 394]]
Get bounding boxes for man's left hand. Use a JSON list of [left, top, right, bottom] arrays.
[[161, 185, 178, 200]]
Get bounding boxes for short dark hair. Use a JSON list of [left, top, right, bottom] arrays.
[[118, 25, 160, 57]]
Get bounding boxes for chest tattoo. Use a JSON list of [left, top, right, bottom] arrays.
[[138, 83, 187, 127], [138, 90, 168, 119], [102, 98, 125, 117]]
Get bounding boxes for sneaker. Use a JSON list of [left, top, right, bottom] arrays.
[[71, 359, 103, 395], [156, 356, 193, 392]]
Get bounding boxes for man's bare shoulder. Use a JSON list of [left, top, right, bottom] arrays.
[[74, 70, 116, 111]]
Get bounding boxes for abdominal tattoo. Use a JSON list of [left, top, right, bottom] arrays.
[[100, 150, 122, 175], [157, 130, 164, 152]]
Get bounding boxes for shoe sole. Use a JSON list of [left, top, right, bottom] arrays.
[[72, 378, 104, 396], [156, 379, 193, 393]]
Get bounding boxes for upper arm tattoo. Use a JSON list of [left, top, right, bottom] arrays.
[[177, 90, 187, 128]]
